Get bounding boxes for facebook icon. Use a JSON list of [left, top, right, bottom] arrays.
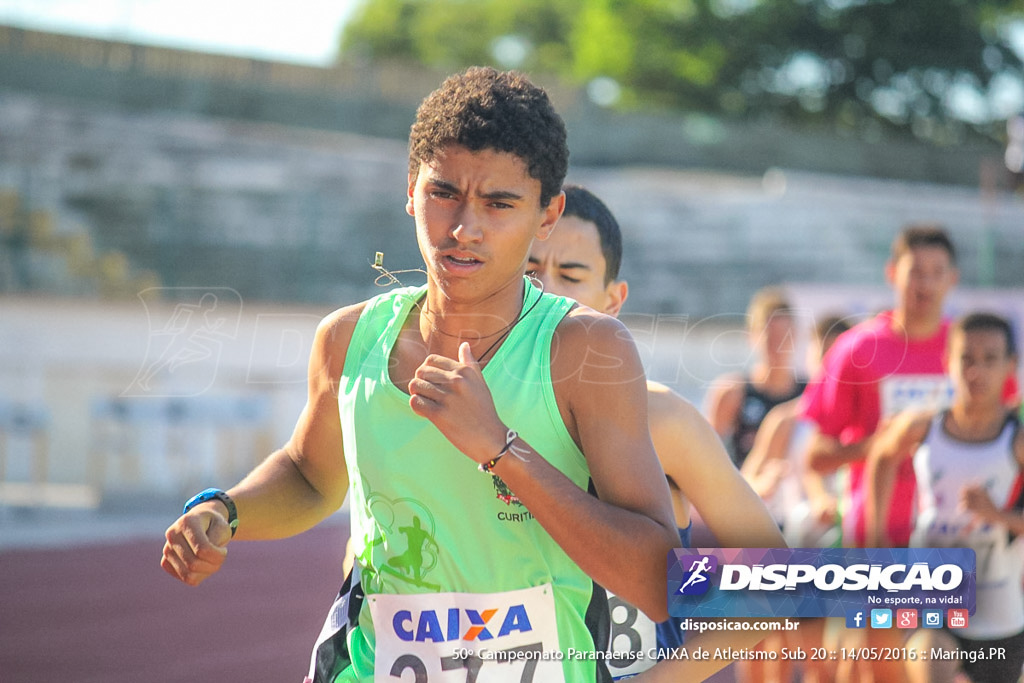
[[846, 609, 866, 629]]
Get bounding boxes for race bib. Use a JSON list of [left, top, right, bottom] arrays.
[[606, 593, 657, 678], [880, 375, 953, 419], [370, 584, 564, 683], [916, 522, 1009, 585]]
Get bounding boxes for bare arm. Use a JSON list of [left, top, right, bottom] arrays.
[[409, 310, 678, 620], [802, 460, 839, 528], [161, 305, 360, 585], [960, 428, 1024, 535], [805, 432, 874, 474], [649, 385, 786, 549], [864, 410, 931, 547], [225, 308, 357, 538], [705, 374, 743, 442], [739, 399, 798, 500]]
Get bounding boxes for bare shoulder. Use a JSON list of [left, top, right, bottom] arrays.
[[878, 407, 934, 455], [645, 380, 733, 481], [895, 407, 935, 436], [551, 304, 645, 383], [310, 301, 370, 383], [549, 305, 650, 448], [646, 381, 704, 430]]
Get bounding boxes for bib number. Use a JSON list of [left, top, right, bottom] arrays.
[[606, 593, 656, 678], [880, 376, 953, 419], [371, 585, 564, 683]]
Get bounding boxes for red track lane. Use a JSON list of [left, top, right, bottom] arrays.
[[0, 522, 349, 683], [2, 518, 737, 683]]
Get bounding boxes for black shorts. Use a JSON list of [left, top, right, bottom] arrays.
[[948, 628, 1024, 683]]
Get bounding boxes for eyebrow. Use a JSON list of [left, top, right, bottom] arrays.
[[480, 189, 524, 201], [527, 256, 591, 271], [426, 178, 524, 202]]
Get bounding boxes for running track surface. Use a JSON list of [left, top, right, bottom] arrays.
[[1, 518, 735, 683], [0, 522, 349, 683]]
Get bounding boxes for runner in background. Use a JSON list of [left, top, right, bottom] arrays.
[[528, 184, 785, 680], [737, 314, 853, 683], [867, 312, 1024, 683], [706, 288, 806, 470], [700, 287, 804, 683], [802, 224, 959, 683], [741, 313, 853, 548]]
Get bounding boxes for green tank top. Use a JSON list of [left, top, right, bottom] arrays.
[[335, 280, 611, 682]]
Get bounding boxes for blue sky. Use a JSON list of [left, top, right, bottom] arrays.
[[0, 0, 359, 65]]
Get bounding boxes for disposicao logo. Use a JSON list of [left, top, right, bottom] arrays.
[[668, 548, 976, 619], [717, 562, 963, 591]]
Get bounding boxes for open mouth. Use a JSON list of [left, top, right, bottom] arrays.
[[445, 254, 482, 266]]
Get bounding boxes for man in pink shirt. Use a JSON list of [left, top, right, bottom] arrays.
[[804, 224, 958, 548]]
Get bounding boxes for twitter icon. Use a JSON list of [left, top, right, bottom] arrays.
[[870, 609, 892, 629]]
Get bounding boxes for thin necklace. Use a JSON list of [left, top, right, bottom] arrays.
[[371, 252, 544, 364], [476, 279, 545, 364], [420, 305, 513, 341]]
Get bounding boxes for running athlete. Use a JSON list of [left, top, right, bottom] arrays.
[[161, 67, 679, 683], [737, 314, 852, 683], [802, 225, 959, 683], [867, 313, 1024, 683], [741, 314, 853, 545], [528, 185, 785, 679], [706, 287, 806, 469], [804, 224, 959, 548]]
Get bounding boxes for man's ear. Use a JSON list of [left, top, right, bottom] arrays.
[[536, 191, 565, 240], [406, 171, 418, 217], [604, 280, 629, 317], [884, 259, 896, 288]]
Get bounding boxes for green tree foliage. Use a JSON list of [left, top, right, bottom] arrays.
[[339, 0, 1024, 142]]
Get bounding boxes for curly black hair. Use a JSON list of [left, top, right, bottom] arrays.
[[409, 66, 569, 207]]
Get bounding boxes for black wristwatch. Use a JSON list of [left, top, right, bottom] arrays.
[[183, 488, 238, 537]]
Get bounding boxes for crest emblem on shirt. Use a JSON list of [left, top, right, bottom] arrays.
[[491, 476, 522, 506]]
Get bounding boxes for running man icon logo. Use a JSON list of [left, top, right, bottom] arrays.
[[676, 555, 718, 596]]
